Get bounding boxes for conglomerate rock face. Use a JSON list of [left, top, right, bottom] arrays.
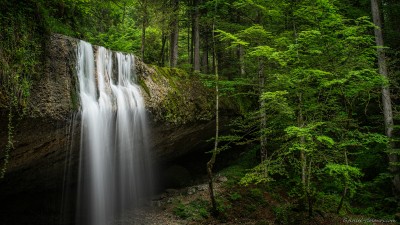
[[0, 34, 217, 197]]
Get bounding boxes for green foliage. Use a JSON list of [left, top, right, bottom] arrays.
[[229, 192, 242, 201], [240, 155, 287, 185], [216, 196, 232, 213], [87, 19, 140, 53], [216, 29, 249, 48], [0, 0, 45, 177], [219, 145, 259, 185], [249, 188, 263, 200], [173, 199, 209, 220], [315, 192, 343, 213], [272, 204, 296, 225], [212, 0, 394, 219], [324, 163, 363, 197]]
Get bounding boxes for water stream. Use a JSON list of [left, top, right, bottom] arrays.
[[75, 40, 153, 225]]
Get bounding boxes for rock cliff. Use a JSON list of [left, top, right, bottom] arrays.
[[0, 34, 218, 197]]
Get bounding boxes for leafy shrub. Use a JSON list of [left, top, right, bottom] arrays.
[[230, 192, 242, 201], [173, 199, 209, 221], [272, 204, 295, 225]]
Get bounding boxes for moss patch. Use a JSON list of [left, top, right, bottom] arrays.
[[140, 64, 214, 125], [138, 78, 150, 97]]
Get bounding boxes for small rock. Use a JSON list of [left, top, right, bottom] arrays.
[[197, 184, 208, 191], [187, 187, 196, 195], [216, 176, 228, 183]]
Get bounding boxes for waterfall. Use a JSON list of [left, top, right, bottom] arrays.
[[75, 40, 153, 225]]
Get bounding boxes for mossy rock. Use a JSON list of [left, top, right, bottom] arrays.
[[138, 63, 214, 125]]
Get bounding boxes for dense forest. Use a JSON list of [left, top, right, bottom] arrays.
[[1, 0, 400, 224]]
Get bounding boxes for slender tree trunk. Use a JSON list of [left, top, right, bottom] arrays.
[[200, 5, 209, 74], [159, 0, 168, 66], [212, 44, 216, 75], [140, 0, 148, 61], [207, 6, 219, 216], [170, 0, 179, 67], [201, 46, 208, 74], [160, 32, 167, 66], [307, 158, 313, 218], [238, 46, 245, 76], [298, 93, 309, 211], [192, 0, 200, 72], [259, 58, 267, 163], [371, 0, 400, 194], [235, 14, 245, 76], [141, 18, 146, 61], [300, 150, 306, 188], [187, 3, 191, 65], [337, 150, 349, 214]]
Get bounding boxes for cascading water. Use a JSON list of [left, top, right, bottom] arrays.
[[76, 40, 153, 225]]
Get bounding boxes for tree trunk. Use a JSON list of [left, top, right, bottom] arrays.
[[201, 45, 208, 74], [159, 0, 168, 66], [159, 32, 167, 66], [192, 0, 200, 72], [169, 0, 179, 67], [187, 3, 191, 65], [259, 58, 267, 163], [140, 0, 148, 62], [307, 158, 313, 218], [207, 9, 219, 216], [298, 93, 309, 212], [337, 149, 349, 214], [238, 46, 245, 76], [371, 0, 400, 194], [235, 14, 245, 76], [141, 18, 146, 61]]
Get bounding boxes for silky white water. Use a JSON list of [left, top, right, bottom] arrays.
[[76, 41, 153, 225]]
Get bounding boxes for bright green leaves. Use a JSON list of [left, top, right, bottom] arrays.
[[324, 163, 363, 197], [231, 1, 384, 212], [216, 25, 273, 49], [294, 0, 339, 27], [316, 135, 335, 147], [216, 29, 249, 48], [285, 122, 334, 154], [259, 90, 294, 138], [240, 156, 286, 185], [325, 164, 363, 178], [238, 25, 272, 43], [343, 69, 383, 98], [89, 19, 140, 53], [296, 30, 322, 52]]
